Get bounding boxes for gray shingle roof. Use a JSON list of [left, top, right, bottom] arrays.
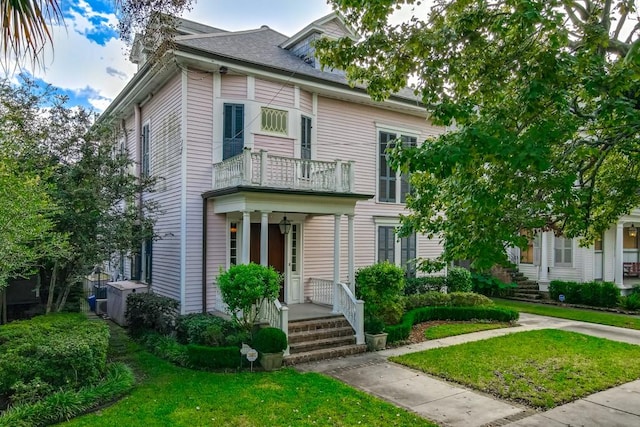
[[175, 27, 419, 102]]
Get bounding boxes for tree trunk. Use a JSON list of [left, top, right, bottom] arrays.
[[56, 282, 73, 313], [46, 261, 58, 314]]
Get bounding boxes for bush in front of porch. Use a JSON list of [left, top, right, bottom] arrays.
[[355, 261, 406, 328], [549, 280, 620, 308]]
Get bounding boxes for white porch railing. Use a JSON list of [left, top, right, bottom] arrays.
[[310, 278, 364, 345], [210, 280, 229, 314], [212, 149, 354, 193], [309, 278, 333, 306], [259, 298, 290, 356]]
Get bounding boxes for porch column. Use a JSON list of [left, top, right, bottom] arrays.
[[348, 214, 355, 294], [260, 211, 269, 266], [615, 222, 624, 285], [333, 214, 341, 312], [539, 231, 549, 285], [241, 211, 250, 264]]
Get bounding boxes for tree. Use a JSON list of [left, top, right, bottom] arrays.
[[0, 77, 157, 314], [316, 0, 640, 270], [1, 0, 193, 67]]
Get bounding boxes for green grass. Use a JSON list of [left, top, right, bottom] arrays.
[[391, 329, 640, 409], [493, 298, 640, 330], [423, 322, 510, 340], [62, 324, 437, 427]]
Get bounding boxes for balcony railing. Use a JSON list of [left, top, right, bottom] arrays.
[[212, 149, 354, 193]]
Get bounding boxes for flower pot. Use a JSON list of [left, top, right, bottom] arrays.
[[259, 351, 284, 371], [365, 332, 388, 351]]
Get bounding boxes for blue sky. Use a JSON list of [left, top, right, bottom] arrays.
[[10, 0, 334, 112]]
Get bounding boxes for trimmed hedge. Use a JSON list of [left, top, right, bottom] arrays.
[[549, 280, 620, 308], [447, 267, 473, 292], [176, 313, 249, 347], [386, 306, 519, 343], [404, 291, 494, 311], [0, 313, 109, 397], [186, 345, 242, 369], [252, 327, 288, 354]]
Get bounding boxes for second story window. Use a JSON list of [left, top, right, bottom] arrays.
[[261, 107, 288, 134], [141, 123, 150, 177], [301, 116, 312, 178], [223, 104, 244, 160], [379, 130, 417, 203]]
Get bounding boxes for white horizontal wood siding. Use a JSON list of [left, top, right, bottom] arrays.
[[140, 74, 183, 301], [255, 78, 294, 107], [183, 69, 215, 313], [221, 74, 247, 99]]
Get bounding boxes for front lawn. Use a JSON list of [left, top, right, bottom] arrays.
[[391, 329, 640, 409], [423, 322, 510, 340], [63, 324, 436, 427], [493, 298, 640, 330]]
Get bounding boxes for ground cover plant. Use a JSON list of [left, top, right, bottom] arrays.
[[391, 329, 640, 409], [63, 327, 437, 427], [493, 299, 640, 330]]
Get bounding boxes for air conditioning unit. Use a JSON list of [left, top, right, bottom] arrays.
[[107, 281, 148, 326], [96, 299, 108, 315]]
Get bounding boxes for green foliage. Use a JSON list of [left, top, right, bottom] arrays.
[[125, 292, 179, 336], [364, 316, 385, 334], [404, 291, 451, 310], [471, 272, 517, 297], [185, 345, 242, 370], [386, 306, 519, 343], [137, 332, 189, 366], [404, 276, 446, 295], [0, 362, 134, 427], [448, 292, 494, 307], [252, 327, 288, 354], [355, 261, 405, 325], [317, 0, 640, 269], [619, 293, 640, 311], [549, 280, 620, 308], [217, 263, 281, 332], [0, 313, 109, 397], [176, 313, 247, 347], [446, 267, 472, 293]]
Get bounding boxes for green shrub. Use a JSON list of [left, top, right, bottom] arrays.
[[356, 261, 405, 325], [404, 292, 451, 310], [186, 345, 242, 370], [447, 267, 472, 292], [0, 313, 109, 397], [176, 313, 242, 346], [620, 293, 640, 311], [138, 332, 189, 366], [449, 292, 494, 307], [364, 316, 385, 334], [404, 276, 446, 295], [125, 292, 179, 336], [217, 263, 281, 332], [386, 306, 519, 343], [549, 280, 620, 308], [471, 272, 517, 297], [252, 327, 288, 354]]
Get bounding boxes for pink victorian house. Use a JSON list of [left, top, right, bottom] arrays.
[[101, 13, 445, 362]]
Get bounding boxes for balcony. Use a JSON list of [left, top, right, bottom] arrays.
[[212, 149, 354, 193]]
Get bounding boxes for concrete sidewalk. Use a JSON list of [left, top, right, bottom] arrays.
[[296, 313, 640, 427]]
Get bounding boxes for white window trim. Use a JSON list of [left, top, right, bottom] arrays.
[[141, 120, 151, 177], [375, 126, 420, 204], [227, 217, 241, 269], [553, 236, 574, 268], [373, 217, 419, 272]]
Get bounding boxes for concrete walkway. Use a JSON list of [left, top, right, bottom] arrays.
[[296, 313, 640, 427]]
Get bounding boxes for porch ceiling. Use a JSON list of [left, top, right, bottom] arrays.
[[202, 186, 373, 215]]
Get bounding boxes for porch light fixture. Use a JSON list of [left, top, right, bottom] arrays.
[[279, 216, 292, 235], [229, 224, 237, 233], [629, 224, 638, 238]]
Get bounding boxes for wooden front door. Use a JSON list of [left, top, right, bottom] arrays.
[[250, 224, 285, 301]]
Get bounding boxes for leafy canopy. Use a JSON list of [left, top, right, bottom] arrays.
[[316, 0, 640, 269]]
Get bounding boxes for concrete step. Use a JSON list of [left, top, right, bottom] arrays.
[[284, 344, 367, 365], [514, 292, 541, 300], [288, 316, 350, 334], [516, 283, 539, 290], [289, 335, 356, 354], [288, 326, 355, 344], [513, 288, 540, 295]]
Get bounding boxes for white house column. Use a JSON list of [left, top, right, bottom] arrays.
[[539, 231, 549, 286], [241, 211, 251, 264], [348, 214, 355, 294], [615, 222, 624, 285], [333, 214, 341, 312], [260, 211, 269, 266]]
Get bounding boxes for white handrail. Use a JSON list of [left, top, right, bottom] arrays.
[[309, 278, 333, 306], [335, 282, 365, 345], [259, 298, 290, 356]]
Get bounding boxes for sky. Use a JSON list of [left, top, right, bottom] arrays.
[[9, 0, 335, 112]]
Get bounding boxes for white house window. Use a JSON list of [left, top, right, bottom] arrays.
[[301, 116, 312, 178], [554, 236, 572, 266], [291, 224, 298, 272], [229, 222, 238, 266], [261, 107, 288, 134], [141, 123, 150, 177], [378, 130, 417, 203], [377, 225, 417, 277]]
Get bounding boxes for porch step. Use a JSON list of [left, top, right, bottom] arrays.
[[284, 344, 367, 365], [285, 315, 363, 365], [516, 281, 539, 289], [514, 292, 541, 300]]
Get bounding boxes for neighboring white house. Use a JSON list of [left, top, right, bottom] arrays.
[[509, 209, 640, 294], [100, 12, 445, 337]]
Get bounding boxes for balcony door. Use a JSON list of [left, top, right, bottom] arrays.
[[223, 104, 244, 160]]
